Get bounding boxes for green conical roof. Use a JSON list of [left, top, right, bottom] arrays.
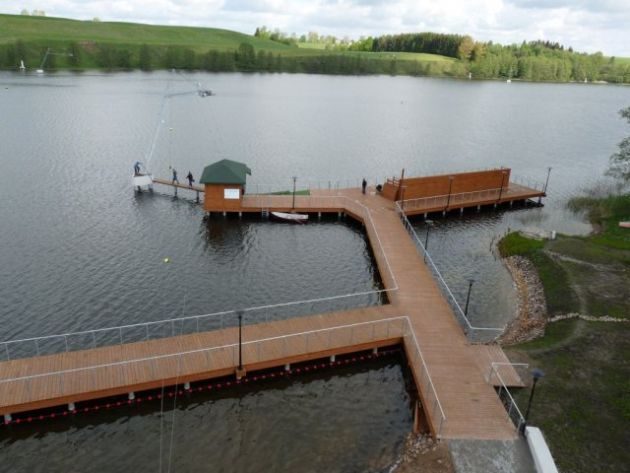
[[200, 159, 251, 185]]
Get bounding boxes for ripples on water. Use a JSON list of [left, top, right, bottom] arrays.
[[0, 359, 412, 473], [2, 71, 630, 471]]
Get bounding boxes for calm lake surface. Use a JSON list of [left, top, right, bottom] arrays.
[[1, 71, 629, 471]]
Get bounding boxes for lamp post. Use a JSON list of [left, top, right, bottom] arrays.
[[423, 220, 434, 262], [292, 176, 297, 210], [237, 311, 243, 371], [464, 279, 474, 316], [523, 368, 545, 430], [445, 176, 454, 211], [497, 170, 507, 203], [538, 167, 552, 205], [400, 185, 407, 211]]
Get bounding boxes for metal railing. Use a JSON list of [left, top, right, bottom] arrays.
[[0, 316, 446, 437], [1, 196, 398, 361], [489, 363, 526, 432], [403, 321, 447, 436], [486, 362, 529, 385], [511, 174, 545, 192], [394, 201, 505, 340]]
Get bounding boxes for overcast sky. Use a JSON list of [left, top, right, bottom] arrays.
[[3, 0, 629, 56]]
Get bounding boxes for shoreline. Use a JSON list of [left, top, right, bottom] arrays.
[[498, 254, 547, 345]]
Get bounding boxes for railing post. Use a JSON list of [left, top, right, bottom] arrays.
[[4, 343, 9, 361], [92, 331, 97, 348], [145, 324, 150, 341], [119, 328, 123, 345], [64, 335, 69, 352], [35, 339, 40, 356]]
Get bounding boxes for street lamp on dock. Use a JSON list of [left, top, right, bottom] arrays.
[[445, 176, 455, 211], [523, 368, 545, 431], [464, 279, 475, 316], [423, 220, 434, 262], [237, 311, 243, 371], [497, 170, 508, 204], [539, 167, 552, 205]]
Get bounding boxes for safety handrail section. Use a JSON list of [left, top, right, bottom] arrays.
[[402, 322, 447, 437], [486, 362, 529, 385], [0, 316, 447, 437], [394, 201, 505, 339], [510, 174, 545, 192], [489, 363, 526, 432], [398, 185, 535, 213], [1, 195, 398, 361]]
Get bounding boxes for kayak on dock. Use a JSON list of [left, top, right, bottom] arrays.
[[271, 211, 308, 223]]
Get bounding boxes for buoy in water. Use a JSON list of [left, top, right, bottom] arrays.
[[163, 257, 170, 263]]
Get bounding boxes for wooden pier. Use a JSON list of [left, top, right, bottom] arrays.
[[0, 174, 545, 441]]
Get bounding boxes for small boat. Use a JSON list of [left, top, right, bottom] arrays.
[[271, 211, 308, 223], [198, 89, 213, 97], [132, 161, 153, 192]]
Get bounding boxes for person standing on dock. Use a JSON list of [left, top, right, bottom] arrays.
[[362, 178, 367, 194], [170, 166, 179, 185], [186, 171, 194, 188]]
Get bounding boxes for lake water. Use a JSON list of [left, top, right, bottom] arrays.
[[1, 71, 629, 471]]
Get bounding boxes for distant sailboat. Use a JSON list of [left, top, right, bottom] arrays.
[[19, 60, 25, 71]]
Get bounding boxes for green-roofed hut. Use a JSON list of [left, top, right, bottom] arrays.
[[200, 159, 252, 211]]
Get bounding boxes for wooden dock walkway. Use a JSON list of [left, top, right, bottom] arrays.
[[0, 181, 541, 440]]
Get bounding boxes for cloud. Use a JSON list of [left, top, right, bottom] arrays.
[[2, 0, 629, 56]]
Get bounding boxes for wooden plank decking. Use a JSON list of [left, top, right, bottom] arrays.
[[0, 182, 541, 440]]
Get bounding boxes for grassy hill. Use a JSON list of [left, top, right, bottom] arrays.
[[0, 13, 460, 75]]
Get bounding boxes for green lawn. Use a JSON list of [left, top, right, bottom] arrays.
[[501, 193, 630, 471], [508, 321, 630, 473], [0, 14, 291, 52]]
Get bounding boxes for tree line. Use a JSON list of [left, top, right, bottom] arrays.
[[1, 36, 629, 83], [0, 40, 462, 77]]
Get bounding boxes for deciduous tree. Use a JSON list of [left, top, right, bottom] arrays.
[[607, 107, 630, 182]]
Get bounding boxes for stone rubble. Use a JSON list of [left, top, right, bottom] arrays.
[[388, 433, 441, 472], [497, 254, 628, 347], [498, 255, 547, 345]]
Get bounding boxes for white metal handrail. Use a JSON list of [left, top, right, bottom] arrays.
[[394, 201, 505, 336], [1, 195, 399, 360], [0, 315, 446, 436], [490, 363, 526, 431]]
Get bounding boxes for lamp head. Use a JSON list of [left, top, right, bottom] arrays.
[[532, 368, 545, 380]]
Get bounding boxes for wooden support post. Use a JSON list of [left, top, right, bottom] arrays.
[[284, 363, 291, 371], [174, 186, 178, 197], [4, 414, 12, 423], [413, 400, 420, 434], [477, 205, 481, 212], [222, 211, 226, 217], [460, 207, 464, 215], [238, 212, 242, 218], [128, 392, 135, 401], [184, 382, 190, 390], [196, 191, 200, 203], [330, 355, 336, 363], [68, 402, 75, 411], [372, 347, 378, 355]]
